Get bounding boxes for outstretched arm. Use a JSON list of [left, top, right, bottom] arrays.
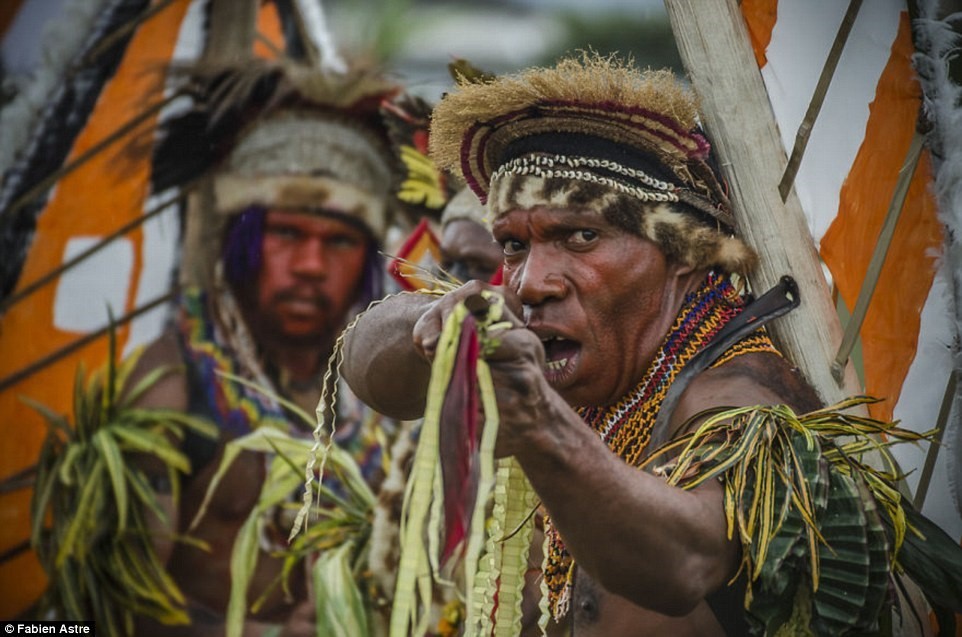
[[479, 323, 754, 617], [345, 285, 739, 615], [341, 282, 508, 420], [340, 292, 435, 420]]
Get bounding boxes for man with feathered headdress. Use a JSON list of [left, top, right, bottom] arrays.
[[341, 53, 959, 636], [129, 59, 404, 636]]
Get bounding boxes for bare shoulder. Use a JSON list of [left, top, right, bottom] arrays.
[[670, 351, 822, 433], [126, 330, 189, 411]]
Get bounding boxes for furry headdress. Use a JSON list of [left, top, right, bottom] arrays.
[[158, 58, 402, 288], [441, 186, 487, 229], [429, 53, 756, 273]]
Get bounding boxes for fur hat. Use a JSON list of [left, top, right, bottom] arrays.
[[440, 186, 487, 229], [213, 109, 393, 240], [429, 53, 756, 273], [164, 59, 401, 288]]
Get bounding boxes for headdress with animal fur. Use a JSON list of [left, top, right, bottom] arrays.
[[429, 52, 756, 274], [151, 58, 402, 289]]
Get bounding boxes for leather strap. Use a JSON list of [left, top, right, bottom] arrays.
[[647, 275, 800, 453]]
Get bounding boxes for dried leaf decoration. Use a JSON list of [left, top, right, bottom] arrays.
[[390, 291, 539, 637], [28, 325, 217, 635], [643, 396, 962, 635]]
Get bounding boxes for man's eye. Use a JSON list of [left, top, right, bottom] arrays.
[[268, 226, 301, 240], [568, 229, 598, 245], [328, 235, 362, 249], [502, 239, 526, 256]]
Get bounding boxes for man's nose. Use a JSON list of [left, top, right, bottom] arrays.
[[291, 239, 327, 278], [515, 246, 566, 306]]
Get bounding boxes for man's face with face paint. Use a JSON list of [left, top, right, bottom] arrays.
[[253, 209, 369, 345]]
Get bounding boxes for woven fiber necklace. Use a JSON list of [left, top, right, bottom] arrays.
[[542, 271, 779, 620]]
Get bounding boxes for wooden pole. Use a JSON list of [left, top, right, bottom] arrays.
[[663, 0, 862, 405], [204, 0, 258, 64]]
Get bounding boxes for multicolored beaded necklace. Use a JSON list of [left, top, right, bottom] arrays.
[[176, 287, 390, 487], [177, 287, 290, 436], [542, 271, 780, 620]]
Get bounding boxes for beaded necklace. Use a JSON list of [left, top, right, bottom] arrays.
[[177, 287, 290, 436], [542, 272, 779, 620], [176, 287, 390, 486]]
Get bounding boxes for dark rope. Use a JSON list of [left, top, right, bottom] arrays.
[[0, 292, 174, 393]]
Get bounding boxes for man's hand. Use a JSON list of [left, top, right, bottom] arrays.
[[484, 321, 559, 459], [412, 281, 572, 460], [413, 281, 497, 360]]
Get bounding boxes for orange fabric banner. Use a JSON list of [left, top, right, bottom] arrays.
[[741, 0, 778, 68], [819, 13, 942, 422], [0, 0, 192, 616]]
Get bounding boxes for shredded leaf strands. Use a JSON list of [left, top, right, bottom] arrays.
[[292, 291, 416, 539], [642, 396, 934, 635], [390, 292, 539, 637]]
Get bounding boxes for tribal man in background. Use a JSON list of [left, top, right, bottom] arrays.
[[129, 59, 403, 637]]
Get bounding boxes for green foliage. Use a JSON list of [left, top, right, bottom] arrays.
[[205, 373, 377, 637], [644, 396, 939, 636], [27, 330, 216, 634]]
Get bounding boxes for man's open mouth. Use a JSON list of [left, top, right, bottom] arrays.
[[541, 335, 580, 375]]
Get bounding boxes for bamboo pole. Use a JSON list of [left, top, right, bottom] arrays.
[[204, 0, 258, 64], [663, 0, 862, 404]]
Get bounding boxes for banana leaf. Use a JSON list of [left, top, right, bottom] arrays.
[[26, 337, 216, 634]]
